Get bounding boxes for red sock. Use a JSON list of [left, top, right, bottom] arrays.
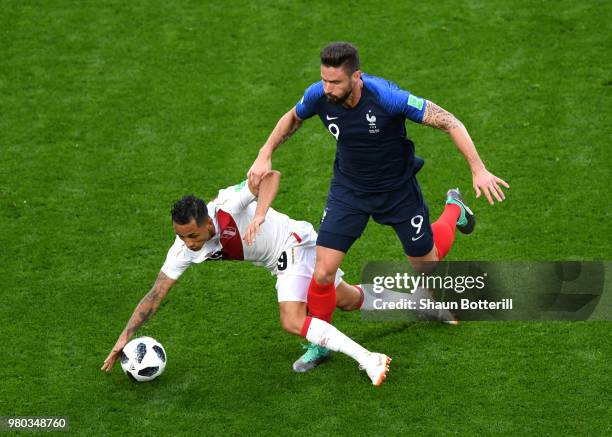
[[431, 204, 460, 260], [354, 285, 365, 309], [306, 276, 336, 323], [300, 316, 313, 337]]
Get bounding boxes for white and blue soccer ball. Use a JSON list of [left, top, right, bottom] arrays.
[[120, 336, 166, 382]]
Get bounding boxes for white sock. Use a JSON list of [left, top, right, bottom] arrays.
[[304, 317, 370, 367]]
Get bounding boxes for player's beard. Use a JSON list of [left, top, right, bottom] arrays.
[[326, 84, 353, 105]]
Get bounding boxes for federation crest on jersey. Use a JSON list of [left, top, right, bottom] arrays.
[[366, 110, 379, 134], [221, 227, 237, 239]]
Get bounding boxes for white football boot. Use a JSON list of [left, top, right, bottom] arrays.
[[359, 352, 392, 386]]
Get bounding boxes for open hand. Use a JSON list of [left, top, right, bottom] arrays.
[[101, 335, 128, 373], [472, 168, 509, 205], [243, 215, 265, 246]]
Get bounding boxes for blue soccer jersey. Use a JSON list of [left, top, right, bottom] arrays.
[[295, 73, 427, 192]]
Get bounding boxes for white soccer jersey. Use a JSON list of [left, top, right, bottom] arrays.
[[161, 181, 316, 280]]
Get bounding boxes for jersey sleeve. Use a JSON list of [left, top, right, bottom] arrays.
[[394, 89, 427, 123], [161, 237, 192, 280], [364, 74, 427, 123], [214, 180, 256, 214], [295, 81, 324, 120]]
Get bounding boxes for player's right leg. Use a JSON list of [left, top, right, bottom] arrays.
[[306, 185, 369, 323], [305, 245, 345, 322]]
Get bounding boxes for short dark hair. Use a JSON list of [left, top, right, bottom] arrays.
[[320, 42, 360, 74], [171, 195, 208, 226]]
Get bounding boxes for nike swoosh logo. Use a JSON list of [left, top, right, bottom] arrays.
[[412, 234, 424, 241], [326, 115, 338, 120]]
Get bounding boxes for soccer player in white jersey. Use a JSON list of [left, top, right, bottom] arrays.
[[101, 171, 392, 385]]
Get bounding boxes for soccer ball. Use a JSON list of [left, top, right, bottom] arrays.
[[120, 336, 166, 382]]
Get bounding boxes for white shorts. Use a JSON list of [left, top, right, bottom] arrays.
[[275, 242, 344, 302]]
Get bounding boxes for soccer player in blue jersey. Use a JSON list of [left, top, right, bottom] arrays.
[[248, 42, 508, 353]]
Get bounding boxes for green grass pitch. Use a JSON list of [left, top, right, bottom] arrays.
[[1, 1, 610, 435]]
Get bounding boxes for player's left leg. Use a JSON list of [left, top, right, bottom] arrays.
[[387, 198, 437, 272], [385, 184, 474, 271], [301, 316, 391, 386], [291, 282, 362, 373], [278, 300, 332, 373], [277, 302, 390, 384], [306, 245, 346, 323], [407, 188, 476, 269], [278, 300, 308, 335]]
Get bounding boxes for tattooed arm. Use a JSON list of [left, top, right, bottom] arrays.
[[101, 271, 176, 372], [421, 100, 462, 132], [248, 107, 303, 187], [422, 100, 509, 204]]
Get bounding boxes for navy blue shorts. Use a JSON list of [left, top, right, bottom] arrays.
[[317, 177, 434, 257]]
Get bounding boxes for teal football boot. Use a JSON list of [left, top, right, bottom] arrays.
[[292, 343, 331, 373], [446, 188, 476, 234]]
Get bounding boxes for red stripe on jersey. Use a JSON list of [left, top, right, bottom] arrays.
[[291, 232, 302, 243], [216, 209, 244, 261]]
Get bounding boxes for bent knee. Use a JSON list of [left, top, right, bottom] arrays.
[[313, 267, 337, 285]]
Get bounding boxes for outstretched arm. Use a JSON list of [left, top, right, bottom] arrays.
[[421, 100, 509, 204], [243, 170, 281, 246], [101, 271, 176, 372], [247, 108, 302, 186]]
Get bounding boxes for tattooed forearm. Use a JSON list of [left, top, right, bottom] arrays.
[[279, 119, 302, 145], [422, 101, 462, 132], [126, 308, 153, 337], [144, 287, 160, 302], [124, 283, 165, 337]]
